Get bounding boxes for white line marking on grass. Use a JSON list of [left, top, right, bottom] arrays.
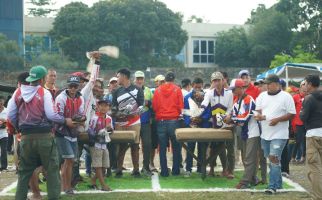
[[282, 176, 307, 192], [151, 172, 161, 191], [0, 180, 17, 195], [0, 171, 307, 196]]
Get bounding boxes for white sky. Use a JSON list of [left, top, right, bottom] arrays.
[[25, 0, 278, 24]]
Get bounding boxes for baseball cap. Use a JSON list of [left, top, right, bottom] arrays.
[[154, 75, 165, 82], [254, 79, 264, 86], [71, 72, 89, 82], [97, 96, 112, 105], [165, 71, 175, 82], [228, 79, 246, 90], [134, 71, 145, 78], [263, 74, 280, 84], [109, 77, 118, 83], [238, 70, 250, 78], [211, 72, 224, 81], [26, 65, 48, 82], [67, 75, 80, 85], [279, 79, 286, 88]]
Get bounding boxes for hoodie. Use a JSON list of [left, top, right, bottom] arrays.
[[7, 85, 65, 134], [300, 90, 322, 130], [152, 82, 183, 121]]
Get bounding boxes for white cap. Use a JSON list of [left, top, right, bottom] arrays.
[[109, 77, 118, 83]]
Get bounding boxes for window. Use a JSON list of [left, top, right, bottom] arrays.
[[193, 40, 215, 63]]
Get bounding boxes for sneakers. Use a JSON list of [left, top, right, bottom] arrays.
[[88, 184, 98, 190], [265, 188, 276, 194], [131, 170, 141, 178], [281, 172, 290, 178], [184, 171, 192, 178], [149, 164, 158, 172], [64, 189, 75, 195], [115, 171, 123, 178], [141, 168, 153, 177]]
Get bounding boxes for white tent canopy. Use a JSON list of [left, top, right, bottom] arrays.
[[256, 63, 322, 85]]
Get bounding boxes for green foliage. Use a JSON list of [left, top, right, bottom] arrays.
[[215, 27, 250, 68], [187, 15, 204, 23], [0, 34, 24, 70], [27, 52, 78, 70], [270, 45, 322, 68], [27, 0, 56, 17], [275, 0, 322, 58], [50, 0, 187, 69], [248, 9, 292, 68], [215, 6, 292, 68]]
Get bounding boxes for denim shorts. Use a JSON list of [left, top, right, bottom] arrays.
[[56, 137, 78, 159]]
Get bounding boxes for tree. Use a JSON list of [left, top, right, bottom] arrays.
[[187, 15, 204, 23], [27, 52, 78, 70], [248, 9, 292, 68], [270, 45, 322, 68], [246, 4, 267, 24], [50, 0, 188, 69], [27, 0, 56, 17], [215, 27, 251, 67], [0, 34, 24, 70], [275, 0, 322, 58]]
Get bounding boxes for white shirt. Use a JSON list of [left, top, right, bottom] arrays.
[[0, 107, 8, 139], [182, 89, 191, 99], [256, 91, 296, 140], [307, 128, 322, 137]]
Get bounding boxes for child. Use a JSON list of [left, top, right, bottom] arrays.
[[88, 97, 113, 191]]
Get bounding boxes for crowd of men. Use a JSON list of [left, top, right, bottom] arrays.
[[0, 52, 321, 200]]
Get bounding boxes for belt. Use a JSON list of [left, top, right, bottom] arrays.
[[21, 133, 53, 140]]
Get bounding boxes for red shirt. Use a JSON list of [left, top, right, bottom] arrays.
[[245, 83, 260, 100], [152, 83, 183, 121], [292, 93, 305, 130]]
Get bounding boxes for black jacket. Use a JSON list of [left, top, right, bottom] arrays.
[[300, 90, 322, 130]]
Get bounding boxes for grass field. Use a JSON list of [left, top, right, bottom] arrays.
[[159, 171, 292, 189], [9, 171, 294, 193]]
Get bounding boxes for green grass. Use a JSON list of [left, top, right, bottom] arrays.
[[159, 171, 293, 189], [76, 172, 152, 190], [0, 192, 312, 200], [10, 173, 152, 193], [9, 171, 294, 193]]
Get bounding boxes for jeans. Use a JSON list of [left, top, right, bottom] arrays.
[[85, 151, 91, 175], [292, 125, 306, 159], [0, 137, 8, 169], [157, 120, 181, 176], [185, 142, 202, 172], [261, 139, 287, 190]]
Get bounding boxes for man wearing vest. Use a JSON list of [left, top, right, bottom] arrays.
[[7, 66, 75, 200]]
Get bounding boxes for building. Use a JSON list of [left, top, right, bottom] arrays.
[[179, 23, 244, 68], [23, 16, 244, 68], [0, 0, 24, 53], [24, 16, 57, 59]]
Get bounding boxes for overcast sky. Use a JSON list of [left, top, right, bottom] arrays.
[[25, 0, 278, 24]]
